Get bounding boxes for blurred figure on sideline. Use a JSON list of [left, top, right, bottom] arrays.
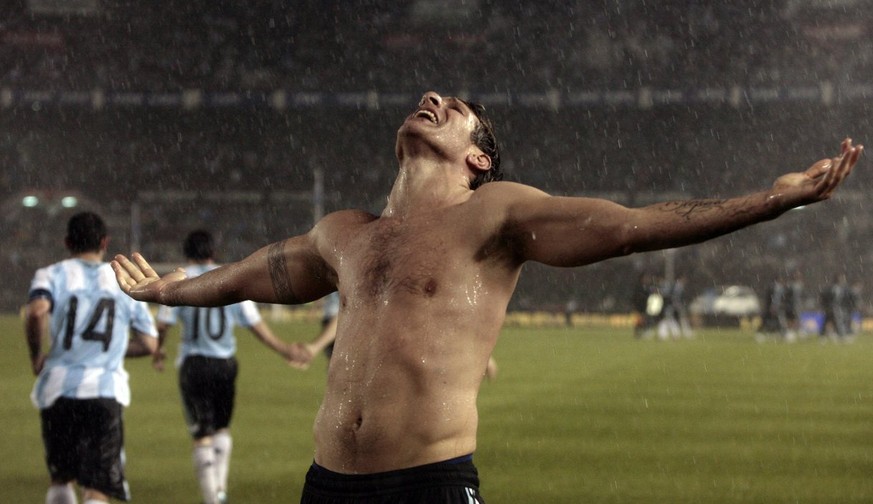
[[757, 274, 791, 342], [657, 273, 694, 340], [564, 296, 578, 327], [632, 272, 659, 339], [846, 280, 863, 337], [785, 269, 806, 340], [673, 274, 694, 338], [820, 273, 851, 342]]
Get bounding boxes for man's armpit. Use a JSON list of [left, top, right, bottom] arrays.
[[267, 240, 300, 304]]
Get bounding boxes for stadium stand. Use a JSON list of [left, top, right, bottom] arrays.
[[1, 0, 871, 316]]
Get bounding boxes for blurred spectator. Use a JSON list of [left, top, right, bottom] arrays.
[[757, 275, 789, 342], [632, 272, 657, 339], [785, 269, 806, 340], [820, 273, 851, 342]]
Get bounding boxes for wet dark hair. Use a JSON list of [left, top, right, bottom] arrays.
[[183, 230, 214, 261], [464, 100, 502, 190], [66, 212, 107, 253]]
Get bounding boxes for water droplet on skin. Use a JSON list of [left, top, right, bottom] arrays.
[[465, 274, 483, 306]]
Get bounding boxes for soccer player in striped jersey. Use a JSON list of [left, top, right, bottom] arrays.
[[153, 230, 310, 504], [26, 212, 158, 504]]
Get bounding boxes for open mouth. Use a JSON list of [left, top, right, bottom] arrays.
[[414, 109, 438, 124]]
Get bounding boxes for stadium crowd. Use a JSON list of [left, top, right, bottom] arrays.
[[2, 1, 872, 91], [1, 0, 871, 318]]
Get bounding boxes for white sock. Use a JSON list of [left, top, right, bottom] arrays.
[[213, 431, 233, 494], [193, 444, 219, 504], [82, 500, 108, 504], [46, 484, 77, 504]]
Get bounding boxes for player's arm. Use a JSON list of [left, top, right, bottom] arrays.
[[24, 297, 51, 375], [126, 329, 158, 358], [152, 321, 171, 371], [248, 321, 313, 368], [113, 231, 335, 307], [305, 316, 338, 358], [503, 138, 862, 267]]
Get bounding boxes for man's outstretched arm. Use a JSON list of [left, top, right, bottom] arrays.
[[112, 233, 335, 307], [502, 138, 863, 268]]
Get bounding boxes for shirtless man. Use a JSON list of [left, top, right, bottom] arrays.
[[112, 91, 862, 502]]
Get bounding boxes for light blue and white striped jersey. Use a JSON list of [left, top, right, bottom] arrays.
[[156, 263, 262, 361], [29, 258, 158, 409], [323, 291, 340, 320]]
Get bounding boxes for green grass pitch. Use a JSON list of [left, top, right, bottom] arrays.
[[2, 313, 872, 503]]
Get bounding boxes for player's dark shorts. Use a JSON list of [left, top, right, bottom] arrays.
[[179, 355, 238, 439], [40, 397, 130, 501], [321, 316, 336, 359], [300, 455, 485, 503]]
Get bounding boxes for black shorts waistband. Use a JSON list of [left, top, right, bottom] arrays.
[[304, 456, 479, 497]]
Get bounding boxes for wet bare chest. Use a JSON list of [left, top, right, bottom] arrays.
[[342, 217, 461, 300]]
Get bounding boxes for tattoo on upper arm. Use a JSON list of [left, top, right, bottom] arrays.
[[663, 199, 727, 220], [267, 240, 297, 303]]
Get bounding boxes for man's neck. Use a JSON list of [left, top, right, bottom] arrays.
[[383, 159, 472, 218]]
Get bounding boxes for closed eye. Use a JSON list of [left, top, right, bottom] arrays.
[[450, 106, 465, 115], [448, 98, 471, 116]]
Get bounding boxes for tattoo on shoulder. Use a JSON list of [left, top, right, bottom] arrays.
[[267, 240, 298, 303], [663, 199, 726, 220]]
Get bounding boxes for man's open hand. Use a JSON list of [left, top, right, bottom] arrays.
[[773, 138, 863, 203], [111, 253, 187, 302]]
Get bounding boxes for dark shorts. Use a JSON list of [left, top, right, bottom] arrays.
[[179, 355, 238, 439], [300, 455, 485, 504], [40, 397, 130, 501], [321, 316, 336, 359]]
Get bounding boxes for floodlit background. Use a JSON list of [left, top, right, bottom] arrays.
[[2, 1, 873, 316], [3, 1, 873, 502], [3, 0, 873, 323]]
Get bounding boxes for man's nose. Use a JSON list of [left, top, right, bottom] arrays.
[[419, 92, 442, 107]]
